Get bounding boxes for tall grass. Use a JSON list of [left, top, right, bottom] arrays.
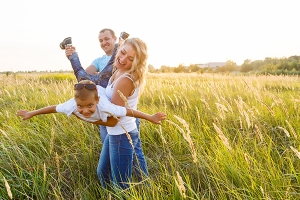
[[0, 73, 299, 199]]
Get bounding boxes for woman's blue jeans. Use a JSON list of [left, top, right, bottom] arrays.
[[99, 118, 149, 184], [97, 128, 141, 189]]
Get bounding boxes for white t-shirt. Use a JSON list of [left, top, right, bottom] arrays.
[[56, 85, 126, 122]]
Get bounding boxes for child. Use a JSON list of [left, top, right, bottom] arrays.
[[17, 80, 166, 126]]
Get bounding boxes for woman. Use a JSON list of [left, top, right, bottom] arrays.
[[97, 38, 149, 190]]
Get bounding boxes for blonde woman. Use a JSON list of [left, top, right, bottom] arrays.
[[97, 38, 151, 190]]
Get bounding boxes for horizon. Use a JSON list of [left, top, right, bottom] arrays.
[[1, 54, 299, 73]]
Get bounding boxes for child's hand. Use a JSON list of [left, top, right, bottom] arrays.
[[17, 110, 33, 120], [150, 112, 167, 124]]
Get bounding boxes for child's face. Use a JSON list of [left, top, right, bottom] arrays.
[[75, 96, 99, 118]]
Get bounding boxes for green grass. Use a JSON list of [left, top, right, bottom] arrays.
[[0, 73, 299, 199]]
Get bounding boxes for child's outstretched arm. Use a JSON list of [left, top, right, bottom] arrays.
[[126, 109, 167, 125], [17, 106, 57, 120]]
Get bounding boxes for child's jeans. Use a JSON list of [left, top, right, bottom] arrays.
[[68, 44, 117, 88]]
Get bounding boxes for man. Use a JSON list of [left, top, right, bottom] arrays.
[[86, 29, 117, 75], [64, 28, 149, 181]]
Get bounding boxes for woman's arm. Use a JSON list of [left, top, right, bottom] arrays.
[[111, 77, 135, 106], [91, 117, 118, 126], [17, 106, 57, 120], [73, 114, 118, 127]]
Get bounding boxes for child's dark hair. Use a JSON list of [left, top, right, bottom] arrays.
[[74, 80, 98, 101]]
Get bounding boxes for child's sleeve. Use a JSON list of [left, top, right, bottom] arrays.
[[56, 98, 77, 116], [97, 86, 126, 117]]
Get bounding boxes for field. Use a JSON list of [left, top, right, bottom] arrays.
[[0, 73, 299, 199]]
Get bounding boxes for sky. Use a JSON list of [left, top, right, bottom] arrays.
[[0, 0, 299, 72]]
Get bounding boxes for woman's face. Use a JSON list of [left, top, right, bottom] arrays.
[[115, 43, 136, 70]]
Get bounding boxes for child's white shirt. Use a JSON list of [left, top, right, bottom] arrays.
[[55, 85, 126, 122]]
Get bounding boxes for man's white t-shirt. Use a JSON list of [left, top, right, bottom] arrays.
[[56, 85, 126, 122]]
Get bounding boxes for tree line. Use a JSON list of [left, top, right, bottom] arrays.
[[3, 55, 300, 75], [148, 55, 300, 75]]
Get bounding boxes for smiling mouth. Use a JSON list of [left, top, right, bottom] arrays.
[[117, 58, 125, 65], [81, 113, 92, 117]]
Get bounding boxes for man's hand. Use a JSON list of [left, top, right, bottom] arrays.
[[17, 110, 34, 120], [65, 46, 76, 58]]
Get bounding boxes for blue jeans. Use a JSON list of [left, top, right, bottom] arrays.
[[99, 125, 108, 143], [97, 128, 140, 189], [68, 47, 116, 88], [99, 118, 149, 182]]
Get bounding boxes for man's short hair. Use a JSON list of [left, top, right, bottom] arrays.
[[99, 28, 116, 38]]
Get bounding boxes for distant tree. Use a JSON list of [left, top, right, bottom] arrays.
[[188, 64, 200, 72], [225, 60, 237, 72], [148, 64, 156, 73], [160, 65, 173, 73], [216, 60, 237, 73], [174, 64, 186, 73], [240, 59, 253, 72]]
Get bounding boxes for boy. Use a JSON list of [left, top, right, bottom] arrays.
[[17, 80, 166, 126]]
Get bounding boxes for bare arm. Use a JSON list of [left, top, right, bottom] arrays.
[[91, 117, 118, 126], [73, 114, 118, 127], [17, 106, 57, 120], [111, 77, 135, 106], [86, 65, 98, 75], [126, 109, 166, 124]]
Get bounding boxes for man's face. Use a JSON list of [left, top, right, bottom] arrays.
[[98, 30, 117, 56], [75, 96, 99, 118]]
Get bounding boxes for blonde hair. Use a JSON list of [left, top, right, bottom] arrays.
[[114, 37, 148, 95], [74, 80, 98, 101]]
